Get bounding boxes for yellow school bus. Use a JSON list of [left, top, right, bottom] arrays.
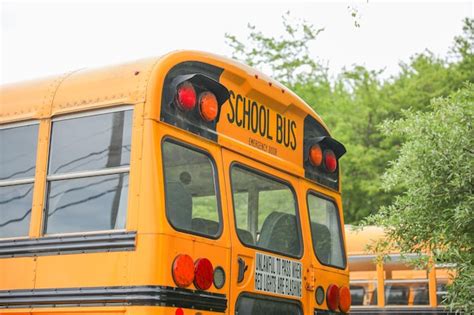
[[0, 51, 350, 314], [345, 226, 453, 314]]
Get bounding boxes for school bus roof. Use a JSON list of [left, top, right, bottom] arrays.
[[345, 225, 386, 255], [0, 50, 329, 133]]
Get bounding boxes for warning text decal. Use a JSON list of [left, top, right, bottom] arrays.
[[254, 252, 302, 298]]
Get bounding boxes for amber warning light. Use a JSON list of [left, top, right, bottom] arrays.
[[175, 81, 219, 122], [309, 144, 338, 173], [169, 74, 230, 125]]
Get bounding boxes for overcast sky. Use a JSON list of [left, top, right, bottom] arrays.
[[1, 0, 472, 84]]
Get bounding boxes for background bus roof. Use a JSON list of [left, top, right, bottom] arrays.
[[345, 225, 386, 255]]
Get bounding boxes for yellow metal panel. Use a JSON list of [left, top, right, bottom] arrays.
[[50, 58, 159, 117], [34, 251, 129, 288], [0, 257, 35, 290], [0, 73, 69, 123]]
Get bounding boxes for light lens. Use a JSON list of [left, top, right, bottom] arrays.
[[339, 286, 351, 313], [213, 266, 226, 289], [199, 91, 219, 121], [316, 286, 325, 305], [324, 150, 337, 173], [175, 308, 184, 315], [194, 258, 214, 290], [172, 254, 194, 288], [326, 284, 340, 311], [309, 144, 323, 166], [176, 82, 196, 111]]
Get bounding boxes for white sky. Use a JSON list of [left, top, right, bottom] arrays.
[[1, 0, 472, 84]]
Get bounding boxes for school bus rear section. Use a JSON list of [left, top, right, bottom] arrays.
[[0, 51, 349, 314], [345, 226, 455, 314]]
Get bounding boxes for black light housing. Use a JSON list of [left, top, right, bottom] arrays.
[[160, 61, 230, 142]]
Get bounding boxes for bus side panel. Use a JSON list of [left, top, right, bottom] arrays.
[[34, 252, 129, 288], [0, 257, 35, 290]]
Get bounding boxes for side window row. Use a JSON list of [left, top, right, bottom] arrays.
[[0, 109, 133, 238]]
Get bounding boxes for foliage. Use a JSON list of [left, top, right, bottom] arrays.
[[363, 85, 474, 312], [225, 12, 325, 85]]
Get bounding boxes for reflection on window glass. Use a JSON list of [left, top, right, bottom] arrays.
[[45, 110, 132, 235], [0, 184, 33, 238], [236, 295, 302, 315], [49, 111, 132, 174], [308, 194, 345, 268], [231, 166, 301, 257], [0, 123, 38, 239], [163, 141, 220, 237], [0, 124, 38, 180], [44, 174, 128, 234]]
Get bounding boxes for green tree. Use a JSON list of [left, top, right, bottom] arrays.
[[363, 85, 474, 312], [225, 12, 325, 86]]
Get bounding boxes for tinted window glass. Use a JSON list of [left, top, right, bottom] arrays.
[[49, 111, 132, 174], [0, 184, 33, 238], [0, 124, 38, 180], [44, 173, 128, 234], [350, 285, 365, 306], [236, 295, 302, 315], [231, 166, 301, 257], [413, 284, 429, 305], [163, 141, 220, 237], [385, 285, 409, 305], [308, 194, 345, 268]]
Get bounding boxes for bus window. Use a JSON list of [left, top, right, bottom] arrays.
[[385, 285, 409, 305], [44, 109, 132, 234], [350, 285, 366, 305], [307, 193, 345, 268], [236, 294, 302, 315], [162, 140, 221, 238], [413, 283, 429, 305], [230, 165, 301, 257], [0, 123, 39, 238]]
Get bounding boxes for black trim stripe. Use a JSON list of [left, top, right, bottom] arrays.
[[0, 286, 227, 312], [0, 231, 136, 258]]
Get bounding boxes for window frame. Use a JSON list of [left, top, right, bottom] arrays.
[[0, 120, 40, 240], [229, 162, 304, 259], [161, 136, 223, 240], [42, 106, 133, 236], [306, 190, 347, 270]]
